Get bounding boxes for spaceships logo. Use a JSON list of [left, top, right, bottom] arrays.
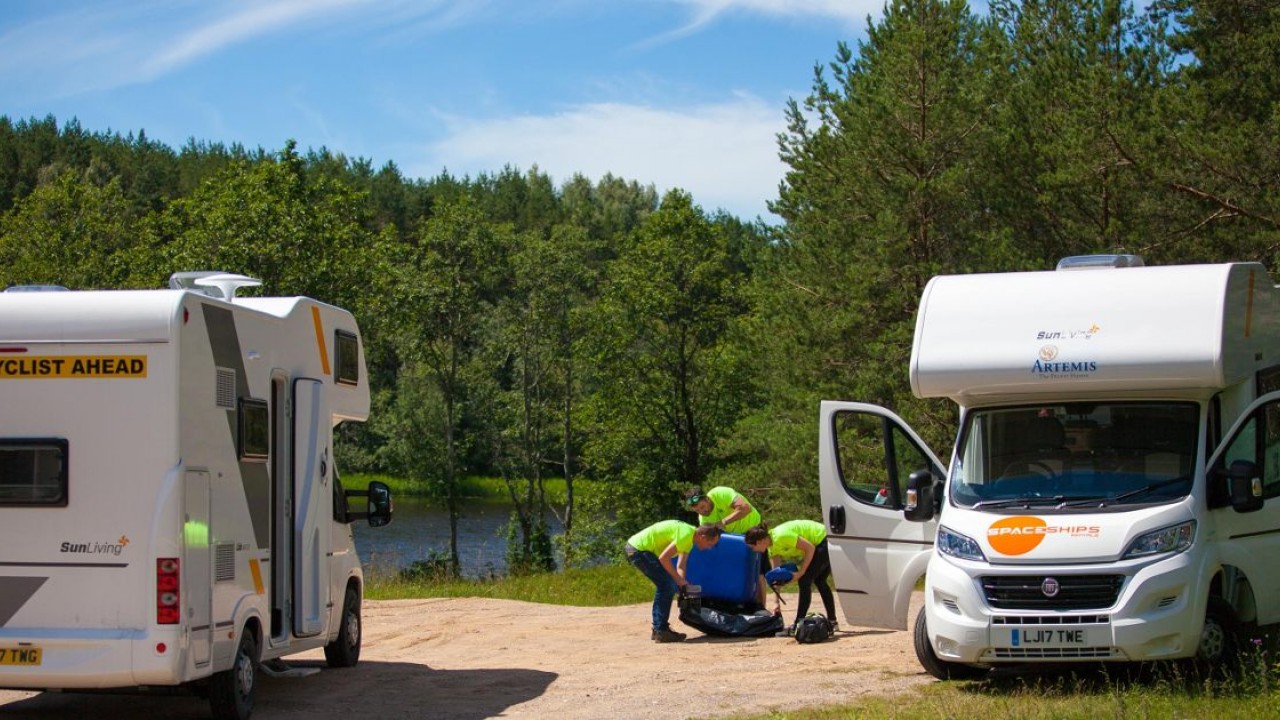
[[988, 517, 1100, 556]]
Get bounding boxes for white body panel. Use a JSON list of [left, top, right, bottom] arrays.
[[0, 286, 370, 689], [822, 261, 1280, 667], [911, 263, 1278, 401]]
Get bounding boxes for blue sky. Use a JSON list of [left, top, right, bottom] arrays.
[[0, 0, 891, 222]]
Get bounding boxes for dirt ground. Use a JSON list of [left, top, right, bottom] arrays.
[[0, 592, 932, 720]]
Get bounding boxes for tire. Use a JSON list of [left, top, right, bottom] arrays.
[[210, 630, 257, 720], [324, 585, 362, 668], [913, 606, 987, 681], [1195, 596, 1241, 673]]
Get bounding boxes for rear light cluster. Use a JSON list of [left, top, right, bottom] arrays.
[[157, 558, 180, 624]]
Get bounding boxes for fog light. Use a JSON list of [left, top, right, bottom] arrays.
[[935, 636, 961, 658]]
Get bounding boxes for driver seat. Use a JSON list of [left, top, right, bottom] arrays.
[[1000, 415, 1072, 478]]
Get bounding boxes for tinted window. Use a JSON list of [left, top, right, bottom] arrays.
[[239, 399, 269, 460], [0, 439, 68, 506], [335, 330, 359, 386]]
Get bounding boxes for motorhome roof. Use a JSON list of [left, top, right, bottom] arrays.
[[910, 262, 1280, 402]]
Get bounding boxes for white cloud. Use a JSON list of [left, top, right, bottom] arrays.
[[418, 94, 786, 220], [144, 0, 372, 78], [0, 0, 471, 100]]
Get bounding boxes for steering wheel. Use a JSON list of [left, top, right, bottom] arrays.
[[1000, 460, 1057, 481]]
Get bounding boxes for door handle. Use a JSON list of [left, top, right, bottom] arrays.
[[828, 505, 846, 534]]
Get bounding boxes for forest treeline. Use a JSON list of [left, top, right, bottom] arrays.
[[1, 0, 1277, 575]]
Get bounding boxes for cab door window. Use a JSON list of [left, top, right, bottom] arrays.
[[832, 410, 935, 509], [1220, 401, 1280, 500]]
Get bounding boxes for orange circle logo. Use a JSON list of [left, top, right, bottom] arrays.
[[987, 516, 1048, 556]]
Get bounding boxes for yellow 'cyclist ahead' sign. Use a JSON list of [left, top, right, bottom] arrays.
[[0, 355, 147, 379]]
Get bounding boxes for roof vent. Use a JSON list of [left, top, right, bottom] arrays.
[[169, 271, 262, 302], [1056, 255, 1144, 271]]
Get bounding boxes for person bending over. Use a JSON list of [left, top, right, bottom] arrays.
[[744, 520, 837, 634], [682, 485, 761, 534], [624, 520, 722, 642]]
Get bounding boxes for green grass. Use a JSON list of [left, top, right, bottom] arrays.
[[345, 472, 569, 504], [706, 676, 1280, 712], [366, 562, 651, 606], [363, 563, 1280, 719], [713, 662, 1280, 720]]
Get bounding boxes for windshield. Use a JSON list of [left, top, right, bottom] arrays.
[[950, 402, 1200, 510]]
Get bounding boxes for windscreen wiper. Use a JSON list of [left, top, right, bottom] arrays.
[[1107, 476, 1190, 504], [971, 495, 1067, 510], [1060, 476, 1190, 509]]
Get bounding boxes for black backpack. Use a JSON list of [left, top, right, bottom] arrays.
[[793, 614, 834, 644]]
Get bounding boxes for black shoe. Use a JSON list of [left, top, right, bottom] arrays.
[[652, 627, 686, 643]]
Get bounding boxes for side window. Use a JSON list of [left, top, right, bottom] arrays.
[[334, 330, 359, 386], [832, 411, 935, 509], [238, 398, 269, 461], [1220, 402, 1280, 500], [0, 439, 68, 506]]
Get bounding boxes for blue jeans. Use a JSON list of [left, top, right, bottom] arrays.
[[626, 545, 678, 631]]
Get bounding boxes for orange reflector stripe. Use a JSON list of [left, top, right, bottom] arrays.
[[311, 306, 331, 376], [1246, 271, 1256, 339], [249, 558, 265, 595]]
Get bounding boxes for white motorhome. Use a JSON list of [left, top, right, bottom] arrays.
[[821, 256, 1280, 678], [0, 273, 392, 719]]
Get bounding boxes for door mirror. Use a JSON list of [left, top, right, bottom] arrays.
[[344, 480, 395, 527], [1228, 460, 1264, 513], [904, 469, 939, 522]]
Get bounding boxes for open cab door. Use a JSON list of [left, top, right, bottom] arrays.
[[819, 401, 946, 630]]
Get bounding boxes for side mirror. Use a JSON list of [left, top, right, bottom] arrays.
[[344, 480, 394, 527], [1228, 460, 1264, 513], [904, 469, 939, 522]]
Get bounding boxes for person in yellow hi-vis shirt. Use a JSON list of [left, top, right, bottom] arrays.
[[684, 485, 768, 605], [745, 520, 837, 635], [624, 520, 722, 642], [682, 485, 760, 533]]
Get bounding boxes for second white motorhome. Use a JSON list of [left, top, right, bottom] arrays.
[[821, 256, 1280, 678], [0, 273, 392, 719]]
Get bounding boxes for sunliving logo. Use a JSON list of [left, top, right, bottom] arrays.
[[60, 535, 130, 557]]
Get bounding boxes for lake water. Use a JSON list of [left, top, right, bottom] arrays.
[[351, 497, 562, 579]]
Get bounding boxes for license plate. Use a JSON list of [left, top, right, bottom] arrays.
[[0, 647, 41, 665], [1003, 627, 1094, 648]]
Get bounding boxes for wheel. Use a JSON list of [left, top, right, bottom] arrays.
[[324, 585, 362, 668], [210, 630, 257, 720], [913, 606, 987, 681], [1195, 596, 1241, 672]]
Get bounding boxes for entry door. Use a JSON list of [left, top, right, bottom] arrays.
[[819, 401, 945, 630], [292, 378, 331, 637], [184, 470, 212, 666]]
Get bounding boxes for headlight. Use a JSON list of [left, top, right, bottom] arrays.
[[1122, 520, 1196, 559], [937, 525, 986, 562]]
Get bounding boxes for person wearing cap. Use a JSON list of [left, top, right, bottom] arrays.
[[682, 485, 760, 534], [744, 520, 838, 634], [684, 485, 768, 605], [624, 520, 723, 642]]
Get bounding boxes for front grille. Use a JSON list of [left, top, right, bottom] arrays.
[[981, 575, 1123, 610], [991, 614, 1110, 625], [987, 647, 1121, 660]]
